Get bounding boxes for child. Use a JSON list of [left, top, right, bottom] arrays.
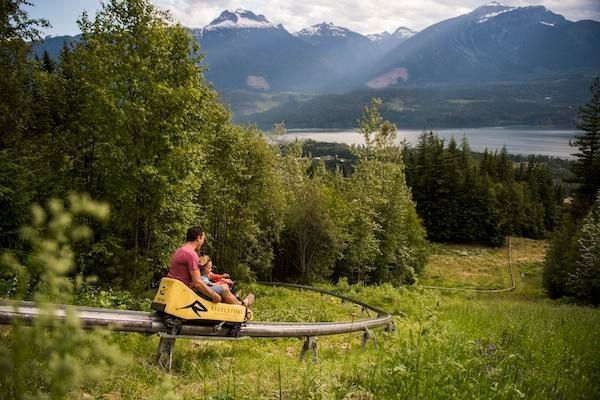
[[200, 256, 236, 291], [199, 255, 252, 306]]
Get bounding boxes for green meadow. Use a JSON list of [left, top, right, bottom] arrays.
[[17, 237, 592, 399]]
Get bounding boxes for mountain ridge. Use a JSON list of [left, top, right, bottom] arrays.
[[32, 3, 600, 94]]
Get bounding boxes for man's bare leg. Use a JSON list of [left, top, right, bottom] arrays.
[[220, 287, 242, 305], [218, 286, 255, 307]]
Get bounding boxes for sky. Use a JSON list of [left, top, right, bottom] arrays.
[[28, 0, 600, 37]]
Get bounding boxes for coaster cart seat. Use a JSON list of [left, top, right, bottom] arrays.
[[151, 277, 252, 335]]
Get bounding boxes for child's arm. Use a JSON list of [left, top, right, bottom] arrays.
[[208, 271, 223, 281]]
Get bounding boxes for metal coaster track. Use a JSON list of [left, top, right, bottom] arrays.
[[0, 283, 392, 337], [418, 235, 516, 293], [0, 299, 392, 337], [0, 283, 393, 369]]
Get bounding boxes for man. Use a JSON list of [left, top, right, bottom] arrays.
[[167, 226, 254, 306], [167, 226, 221, 302]]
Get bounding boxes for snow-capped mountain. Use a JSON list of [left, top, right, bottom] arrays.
[[34, 3, 600, 93], [392, 26, 417, 39], [366, 1, 600, 87], [294, 22, 371, 52], [205, 9, 278, 31], [196, 10, 348, 92], [471, 1, 517, 23], [367, 27, 416, 41], [296, 22, 359, 39], [366, 32, 388, 41], [190, 9, 280, 38], [294, 22, 382, 85], [469, 1, 566, 25], [367, 26, 417, 54]]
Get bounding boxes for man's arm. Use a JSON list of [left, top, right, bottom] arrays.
[[190, 269, 221, 302]]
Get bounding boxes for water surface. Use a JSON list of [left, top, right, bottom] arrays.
[[282, 128, 577, 159]]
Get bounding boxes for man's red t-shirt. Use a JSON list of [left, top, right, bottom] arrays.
[[167, 246, 199, 288]]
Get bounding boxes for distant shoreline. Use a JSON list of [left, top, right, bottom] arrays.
[[278, 127, 577, 159], [285, 126, 576, 132]]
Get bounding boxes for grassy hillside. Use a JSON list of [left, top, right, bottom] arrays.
[[64, 238, 598, 399], [2, 238, 599, 399], [420, 238, 547, 297]]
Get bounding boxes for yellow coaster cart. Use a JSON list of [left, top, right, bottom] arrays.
[[151, 277, 252, 336]]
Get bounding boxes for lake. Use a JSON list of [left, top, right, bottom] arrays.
[[281, 127, 578, 159]]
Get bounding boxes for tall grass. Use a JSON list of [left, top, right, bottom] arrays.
[[54, 281, 597, 399], [2, 238, 599, 399], [338, 294, 600, 399]]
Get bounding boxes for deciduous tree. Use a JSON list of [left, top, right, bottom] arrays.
[[61, 0, 229, 288]]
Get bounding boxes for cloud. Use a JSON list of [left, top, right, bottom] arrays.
[[152, 0, 600, 33]]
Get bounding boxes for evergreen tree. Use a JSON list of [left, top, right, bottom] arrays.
[[411, 132, 446, 241], [40, 49, 54, 72], [543, 77, 600, 301], [567, 192, 600, 305], [496, 146, 513, 182], [480, 148, 496, 179], [526, 163, 558, 231], [440, 136, 462, 239], [543, 212, 580, 298], [459, 135, 471, 168], [0, 0, 48, 248], [571, 77, 600, 212]]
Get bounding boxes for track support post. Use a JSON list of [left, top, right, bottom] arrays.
[[385, 321, 395, 332], [299, 336, 318, 361], [361, 328, 377, 350], [157, 324, 180, 372], [156, 335, 176, 372]]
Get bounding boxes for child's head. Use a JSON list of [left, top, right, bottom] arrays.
[[199, 255, 212, 274]]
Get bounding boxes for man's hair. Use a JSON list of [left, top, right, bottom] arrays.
[[186, 226, 204, 242]]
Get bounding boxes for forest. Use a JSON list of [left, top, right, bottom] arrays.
[[230, 77, 593, 129], [1, 0, 430, 292], [1, 0, 599, 300], [0, 0, 599, 398]]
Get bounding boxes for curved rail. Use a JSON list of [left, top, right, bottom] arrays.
[[257, 282, 389, 316], [0, 283, 393, 338], [418, 236, 516, 293]]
